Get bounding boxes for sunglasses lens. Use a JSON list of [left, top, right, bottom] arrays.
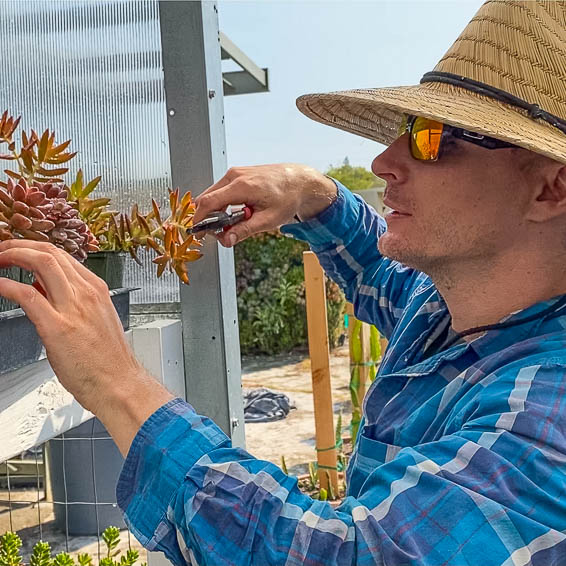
[[411, 116, 444, 160]]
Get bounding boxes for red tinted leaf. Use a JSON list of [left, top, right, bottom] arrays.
[[36, 166, 69, 177], [38, 130, 50, 162]]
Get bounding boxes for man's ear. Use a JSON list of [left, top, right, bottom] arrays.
[[528, 163, 566, 222]]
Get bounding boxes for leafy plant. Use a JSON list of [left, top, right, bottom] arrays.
[[308, 461, 318, 491], [0, 527, 145, 566], [348, 317, 382, 442], [0, 110, 202, 284], [235, 231, 345, 355], [325, 471, 336, 501], [0, 532, 22, 566], [281, 455, 289, 475], [326, 158, 385, 191], [335, 412, 343, 454], [52, 554, 74, 566], [30, 542, 51, 566]]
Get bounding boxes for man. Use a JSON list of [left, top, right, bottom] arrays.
[[1, 0, 565, 564]]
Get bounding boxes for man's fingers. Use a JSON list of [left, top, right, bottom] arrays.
[[0, 240, 110, 299], [0, 241, 85, 305], [216, 212, 279, 247], [193, 177, 250, 224], [193, 171, 236, 222], [0, 247, 76, 305], [0, 277, 56, 327]]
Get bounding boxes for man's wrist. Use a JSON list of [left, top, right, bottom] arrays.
[[91, 365, 174, 456], [296, 174, 338, 221]]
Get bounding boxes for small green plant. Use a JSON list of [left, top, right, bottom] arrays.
[[52, 554, 74, 566], [30, 542, 51, 566], [335, 412, 343, 453], [349, 319, 382, 442], [281, 455, 289, 475], [0, 532, 22, 566], [308, 461, 318, 491], [0, 527, 145, 566], [325, 471, 336, 501]]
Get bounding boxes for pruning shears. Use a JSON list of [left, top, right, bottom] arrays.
[[187, 204, 253, 235]]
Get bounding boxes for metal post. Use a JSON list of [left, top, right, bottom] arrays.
[[158, 1, 245, 447]]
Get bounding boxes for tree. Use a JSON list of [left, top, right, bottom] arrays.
[[325, 159, 385, 190]]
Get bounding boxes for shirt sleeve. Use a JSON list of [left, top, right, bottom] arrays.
[[280, 181, 426, 339], [116, 383, 566, 566]]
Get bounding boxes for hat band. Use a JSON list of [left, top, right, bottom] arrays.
[[420, 71, 566, 135]]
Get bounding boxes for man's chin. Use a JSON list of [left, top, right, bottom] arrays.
[[378, 239, 431, 272], [378, 237, 411, 263]]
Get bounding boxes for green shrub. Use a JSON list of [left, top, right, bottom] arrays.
[[0, 527, 144, 566], [235, 231, 345, 355]]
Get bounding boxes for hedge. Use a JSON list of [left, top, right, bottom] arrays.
[[234, 231, 345, 355]]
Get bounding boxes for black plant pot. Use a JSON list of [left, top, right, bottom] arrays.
[[0, 287, 135, 375], [85, 251, 126, 290]]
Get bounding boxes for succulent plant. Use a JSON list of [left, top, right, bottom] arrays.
[[0, 110, 203, 283], [0, 111, 99, 261], [0, 527, 146, 566], [0, 177, 98, 260]]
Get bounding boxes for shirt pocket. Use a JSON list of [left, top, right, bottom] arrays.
[[346, 433, 402, 497]]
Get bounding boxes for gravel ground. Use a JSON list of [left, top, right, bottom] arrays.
[[242, 345, 353, 475]]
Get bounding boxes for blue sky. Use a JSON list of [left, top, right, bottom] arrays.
[[218, 0, 485, 172]]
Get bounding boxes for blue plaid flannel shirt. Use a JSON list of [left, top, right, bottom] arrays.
[[117, 182, 566, 565]]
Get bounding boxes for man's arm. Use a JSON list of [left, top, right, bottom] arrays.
[[117, 366, 566, 566], [1, 241, 564, 565], [194, 164, 427, 339], [0, 240, 174, 454]]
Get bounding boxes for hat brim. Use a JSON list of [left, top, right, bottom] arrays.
[[296, 82, 566, 165]]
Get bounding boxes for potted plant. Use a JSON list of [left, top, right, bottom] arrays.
[[68, 169, 203, 287], [0, 110, 204, 373]]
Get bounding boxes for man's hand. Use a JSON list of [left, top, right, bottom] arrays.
[[0, 240, 173, 455], [193, 164, 337, 247]]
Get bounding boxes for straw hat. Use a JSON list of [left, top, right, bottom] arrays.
[[296, 0, 566, 164]]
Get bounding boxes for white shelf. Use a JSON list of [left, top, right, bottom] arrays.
[[0, 320, 185, 463]]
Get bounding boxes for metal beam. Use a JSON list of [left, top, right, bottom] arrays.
[[158, 1, 245, 448], [223, 70, 269, 96], [220, 31, 268, 96]]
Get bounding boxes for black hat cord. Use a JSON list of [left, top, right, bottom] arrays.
[[442, 294, 566, 351]]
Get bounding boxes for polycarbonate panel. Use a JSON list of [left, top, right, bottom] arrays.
[[0, 0, 179, 303]]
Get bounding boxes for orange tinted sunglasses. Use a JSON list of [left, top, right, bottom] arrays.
[[402, 115, 517, 161]]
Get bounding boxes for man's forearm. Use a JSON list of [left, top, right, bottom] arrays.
[[92, 367, 174, 456], [296, 171, 338, 221]]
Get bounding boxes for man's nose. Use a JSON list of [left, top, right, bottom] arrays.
[[371, 134, 410, 183]]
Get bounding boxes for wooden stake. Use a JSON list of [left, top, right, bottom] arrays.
[[303, 251, 338, 493]]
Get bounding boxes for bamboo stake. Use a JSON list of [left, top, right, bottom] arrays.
[[303, 251, 338, 493]]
